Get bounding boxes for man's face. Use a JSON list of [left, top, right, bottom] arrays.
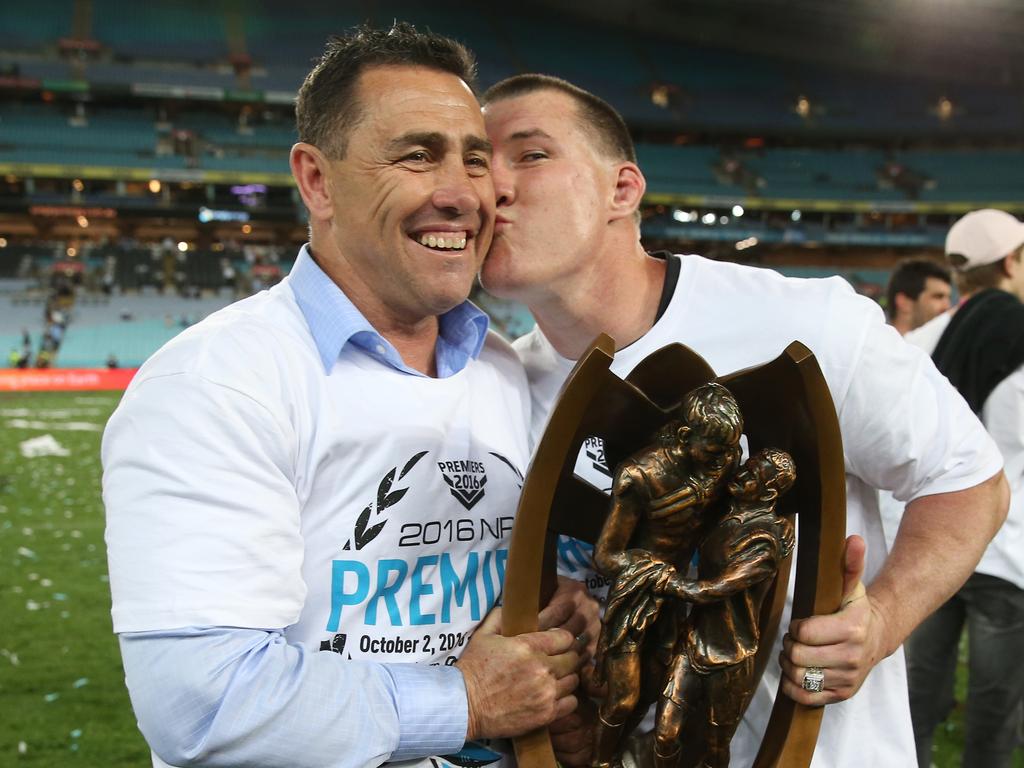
[[908, 276, 952, 329], [480, 90, 616, 301], [322, 65, 494, 323]]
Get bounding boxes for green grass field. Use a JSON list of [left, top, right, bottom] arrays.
[[0, 389, 1019, 767], [1, 391, 148, 767]]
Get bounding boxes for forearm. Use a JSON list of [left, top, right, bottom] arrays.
[[668, 561, 772, 603], [870, 470, 1009, 657], [119, 627, 467, 768]]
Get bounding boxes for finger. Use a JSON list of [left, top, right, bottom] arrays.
[[521, 627, 576, 655], [553, 746, 591, 767], [538, 594, 576, 632], [841, 535, 868, 608], [477, 605, 503, 636], [779, 673, 836, 707], [548, 711, 585, 735], [788, 603, 868, 647], [778, 650, 860, 696], [553, 692, 579, 721], [781, 632, 839, 671], [555, 671, 581, 698], [549, 648, 583, 678]]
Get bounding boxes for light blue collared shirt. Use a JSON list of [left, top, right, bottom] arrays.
[[118, 245, 494, 767], [289, 244, 489, 377]]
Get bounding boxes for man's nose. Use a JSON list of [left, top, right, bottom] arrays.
[[492, 162, 515, 208], [432, 164, 482, 214]]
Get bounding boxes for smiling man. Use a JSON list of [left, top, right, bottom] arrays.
[[103, 28, 594, 768], [479, 74, 1008, 768]]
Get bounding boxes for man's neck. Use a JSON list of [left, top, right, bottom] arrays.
[[530, 241, 668, 360], [309, 240, 441, 377], [891, 316, 913, 336]]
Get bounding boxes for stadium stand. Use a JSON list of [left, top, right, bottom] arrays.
[[0, 0, 1022, 362]]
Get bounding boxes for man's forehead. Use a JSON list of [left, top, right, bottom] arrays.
[[356, 64, 481, 115], [485, 91, 580, 136]]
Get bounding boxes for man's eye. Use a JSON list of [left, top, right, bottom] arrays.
[[403, 151, 431, 163], [521, 151, 547, 162], [466, 155, 490, 170]]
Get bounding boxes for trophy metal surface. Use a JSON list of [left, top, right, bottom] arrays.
[[501, 334, 846, 768]]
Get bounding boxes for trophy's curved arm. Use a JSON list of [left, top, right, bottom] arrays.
[[751, 341, 847, 768], [503, 333, 616, 768]]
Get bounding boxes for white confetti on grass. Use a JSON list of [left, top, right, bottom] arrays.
[[19, 435, 71, 458], [0, 408, 103, 418], [8, 419, 102, 432]]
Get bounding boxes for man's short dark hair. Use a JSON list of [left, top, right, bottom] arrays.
[[885, 258, 953, 320], [481, 74, 636, 164], [295, 22, 478, 159]]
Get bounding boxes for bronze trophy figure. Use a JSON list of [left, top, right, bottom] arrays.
[[651, 448, 797, 768], [501, 334, 847, 768], [591, 383, 744, 768]]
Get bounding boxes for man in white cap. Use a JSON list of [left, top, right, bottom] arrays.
[[905, 208, 1024, 768]]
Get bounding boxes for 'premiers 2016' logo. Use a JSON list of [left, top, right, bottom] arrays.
[[438, 459, 488, 510]]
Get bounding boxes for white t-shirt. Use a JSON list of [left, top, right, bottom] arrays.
[[104, 278, 530, 767], [514, 254, 1002, 768], [894, 310, 1024, 591]]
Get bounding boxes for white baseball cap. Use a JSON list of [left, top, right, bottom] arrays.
[[946, 209, 1024, 270]]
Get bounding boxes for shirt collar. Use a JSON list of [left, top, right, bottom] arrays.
[[289, 244, 489, 377]]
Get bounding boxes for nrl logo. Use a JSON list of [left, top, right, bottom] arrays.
[[438, 459, 488, 510]]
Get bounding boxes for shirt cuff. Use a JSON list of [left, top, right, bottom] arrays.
[[385, 662, 468, 760]]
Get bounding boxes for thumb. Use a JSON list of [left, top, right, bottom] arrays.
[[840, 534, 867, 607], [477, 604, 504, 635]]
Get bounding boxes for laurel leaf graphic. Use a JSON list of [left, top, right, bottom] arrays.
[[488, 451, 524, 484], [381, 488, 408, 510], [356, 521, 386, 550], [345, 451, 428, 554], [399, 450, 429, 480], [354, 504, 372, 541], [377, 468, 396, 513]]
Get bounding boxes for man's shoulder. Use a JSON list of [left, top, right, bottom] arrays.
[[130, 284, 315, 393], [905, 311, 951, 354], [676, 254, 866, 313]]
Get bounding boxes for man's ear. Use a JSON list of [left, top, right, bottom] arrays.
[[609, 161, 646, 223], [290, 142, 335, 221], [1003, 249, 1022, 279], [893, 291, 912, 317]]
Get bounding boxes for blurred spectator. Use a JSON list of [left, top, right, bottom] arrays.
[[885, 258, 953, 335]]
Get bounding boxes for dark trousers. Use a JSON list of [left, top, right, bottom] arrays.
[[906, 572, 1024, 768]]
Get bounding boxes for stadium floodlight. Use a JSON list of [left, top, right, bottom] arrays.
[[177, 241, 189, 253], [672, 209, 694, 223], [719, 215, 729, 225], [732, 205, 744, 217], [148, 179, 162, 194], [76, 215, 89, 228], [702, 212, 716, 225], [791, 210, 802, 222]]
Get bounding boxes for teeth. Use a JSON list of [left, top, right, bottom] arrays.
[[418, 233, 468, 250]]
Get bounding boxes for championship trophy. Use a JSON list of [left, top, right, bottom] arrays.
[[501, 334, 847, 768]]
